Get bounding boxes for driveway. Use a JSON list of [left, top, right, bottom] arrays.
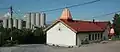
[[0, 41, 120, 52]]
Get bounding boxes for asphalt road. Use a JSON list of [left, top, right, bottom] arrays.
[[0, 41, 120, 52]]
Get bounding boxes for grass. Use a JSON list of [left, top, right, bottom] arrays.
[[111, 36, 120, 41]]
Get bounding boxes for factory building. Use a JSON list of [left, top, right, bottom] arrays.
[[31, 13, 36, 29], [40, 13, 46, 27], [36, 13, 40, 27], [18, 19, 22, 29], [8, 18, 13, 28], [26, 13, 31, 28], [2, 17, 23, 29], [13, 18, 18, 28], [3, 18, 8, 28], [25, 12, 46, 29]]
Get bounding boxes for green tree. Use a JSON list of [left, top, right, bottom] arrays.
[[113, 14, 120, 37], [33, 27, 46, 44]]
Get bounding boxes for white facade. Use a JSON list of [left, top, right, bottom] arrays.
[[13, 19, 18, 28], [18, 19, 22, 29], [47, 22, 76, 46], [3, 18, 8, 28], [40, 13, 46, 27], [31, 13, 36, 28], [26, 13, 31, 28], [47, 22, 109, 47], [36, 13, 40, 27], [25, 12, 46, 29]]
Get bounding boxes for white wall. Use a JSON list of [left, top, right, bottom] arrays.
[[47, 22, 76, 46], [3, 18, 8, 28]]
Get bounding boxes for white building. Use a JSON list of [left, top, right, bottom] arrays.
[[3, 18, 8, 28], [45, 8, 111, 47], [18, 19, 22, 29], [25, 12, 46, 29], [26, 13, 31, 28], [13, 18, 18, 28], [36, 13, 40, 27]]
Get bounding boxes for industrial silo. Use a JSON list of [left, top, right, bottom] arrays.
[[3, 18, 8, 28], [26, 13, 31, 29], [13, 18, 18, 28], [40, 13, 46, 27], [36, 13, 40, 27], [31, 13, 36, 29], [8, 18, 13, 28], [18, 19, 22, 29]]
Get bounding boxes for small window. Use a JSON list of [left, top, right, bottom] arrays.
[[101, 33, 103, 39], [98, 34, 100, 40], [58, 27, 61, 31], [89, 34, 91, 40], [92, 34, 94, 40], [95, 34, 97, 40]]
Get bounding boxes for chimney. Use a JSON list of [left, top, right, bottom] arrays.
[[59, 8, 72, 21]]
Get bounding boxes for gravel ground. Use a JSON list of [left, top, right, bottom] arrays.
[[0, 41, 120, 52]]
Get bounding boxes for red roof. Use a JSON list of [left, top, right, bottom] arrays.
[[59, 19, 110, 33], [45, 8, 110, 33]]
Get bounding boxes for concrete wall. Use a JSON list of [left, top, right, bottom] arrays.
[[40, 13, 46, 27], [47, 22, 76, 46], [26, 13, 31, 29], [36, 13, 40, 27], [18, 19, 22, 29], [31, 13, 36, 29], [13, 19, 18, 28], [3, 18, 8, 28]]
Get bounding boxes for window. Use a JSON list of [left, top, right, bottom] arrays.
[[95, 34, 97, 40], [58, 27, 61, 31], [92, 34, 94, 40], [100, 33, 103, 39], [89, 34, 91, 40], [98, 34, 100, 40]]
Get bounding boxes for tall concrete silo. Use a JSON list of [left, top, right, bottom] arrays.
[[18, 19, 22, 29], [13, 19, 18, 28], [26, 13, 31, 29], [40, 13, 46, 27], [31, 13, 36, 28], [8, 18, 13, 28], [36, 13, 40, 27], [3, 18, 8, 28]]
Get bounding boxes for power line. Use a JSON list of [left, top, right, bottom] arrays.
[[93, 10, 120, 18], [42, 0, 100, 12], [12, 10, 22, 18], [12, 0, 100, 14]]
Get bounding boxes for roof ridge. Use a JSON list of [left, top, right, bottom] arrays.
[[59, 20, 77, 33]]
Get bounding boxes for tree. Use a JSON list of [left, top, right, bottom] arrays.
[[33, 27, 46, 44], [113, 14, 120, 37]]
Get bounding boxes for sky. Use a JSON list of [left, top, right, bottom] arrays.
[[0, 0, 120, 22]]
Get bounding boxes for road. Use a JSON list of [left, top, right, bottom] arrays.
[[0, 41, 120, 52]]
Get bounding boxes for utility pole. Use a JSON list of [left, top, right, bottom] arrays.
[[9, 6, 13, 41], [9, 6, 13, 18]]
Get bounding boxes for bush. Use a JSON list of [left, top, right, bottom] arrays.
[[81, 40, 89, 44], [3, 40, 14, 47]]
